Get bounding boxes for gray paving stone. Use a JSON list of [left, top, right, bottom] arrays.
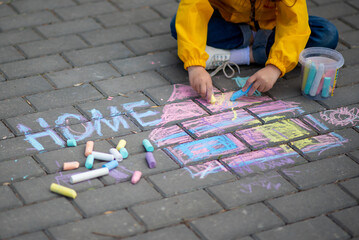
[[37, 18, 102, 38], [0, 55, 71, 79], [45, 63, 121, 88], [0, 4, 16, 17], [282, 155, 359, 190], [152, 2, 178, 18], [36, 139, 112, 173], [331, 19, 354, 33], [0, 198, 82, 239], [5, 106, 85, 136], [57, 115, 140, 145], [27, 84, 103, 111], [182, 109, 261, 139], [74, 181, 161, 217], [125, 34, 177, 55], [267, 77, 302, 99], [113, 0, 173, 10], [111, 51, 179, 75], [340, 30, 359, 48], [267, 184, 356, 223], [348, 0, 359, 9], [308, 2, 357, 19], [9, 232, 49, 240], [94, 71, 169, 96], [340, 177, 359, 200], [97, 8, 160, 28], [331, 205, 359, 237], [254, 216, 350, 240], [0, 76, 53, 101], [341, 48, 359, 66], [0, 156, 45, 184], [55, 1, 117, 20], [81, 25, 148, 46], [208, 171, 297, 210], [235, 119, 315, 150], [0, 97, 34, 119], [342, 14, 359, 29], [301, 104, 359, 134], [77, 92, 155, 119], [149, 160, 234, 197], [337, 66, 359, 87], [0, 11, 59, 31], [0, 46, 24, 64], [156, 64, 188, 84], [129, 100, 208, 131], [13, 169, 103, 204], [248, 97, 325, 123], [0, 29, 42, 47], [101, 150, 179, 185], [140, 18, 172, 35], [0, 121, 14, 140], [290, 128, 359, 161], [11, 0, 75, 13], [18, 35, 87, 58], [131, 190, 222, 230], [124, 224, 199, 240], [335, 42, 348, 52], [49, 210, 144, 239], [190, 203, 284, 240], [0, 186, 22, 211], [348, 150, 359, 163], [222, 145, 307, 176], [64, 43, 134, 67]]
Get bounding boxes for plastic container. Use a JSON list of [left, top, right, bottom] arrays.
[[299, 47, 344, 100]]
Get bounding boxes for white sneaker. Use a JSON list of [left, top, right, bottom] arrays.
[[205, 46, 231, 70]]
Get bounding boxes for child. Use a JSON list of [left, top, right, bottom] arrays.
[[170, 0, 338, 101]]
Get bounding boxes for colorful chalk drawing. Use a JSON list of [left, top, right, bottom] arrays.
[[148, 125, 192, 147], [164, 134, 248, 166], [182, 109, 260, 138], [235, 119, 314, 149], [184, 160, 228, 179], [248, 100, 305, 122]]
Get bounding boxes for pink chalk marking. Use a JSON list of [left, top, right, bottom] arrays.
[[295, 133, 348, 155], [167, 84, 221, 103], [184, 160, 228, 179], [159, 100, 207, 126], [107, 97, 113, 101], [320, 107, 359, 127], [148, 125, 192, 147], [195, 91, 271, 113]]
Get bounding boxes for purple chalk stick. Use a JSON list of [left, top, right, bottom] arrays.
[[145, 152, 156, 169]]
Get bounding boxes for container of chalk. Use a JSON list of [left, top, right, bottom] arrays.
[[299, 47, 344, 100]]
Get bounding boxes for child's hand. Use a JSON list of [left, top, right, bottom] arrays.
[[188, 66, 213, 102], [242, 64, 281, 95]]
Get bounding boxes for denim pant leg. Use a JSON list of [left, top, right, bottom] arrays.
[[170, 10, 252, 50], [254, 15, 339, 65]]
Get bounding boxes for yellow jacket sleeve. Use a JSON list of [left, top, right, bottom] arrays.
[[175, 0, 213, 70], [266, 0, 311, 77]]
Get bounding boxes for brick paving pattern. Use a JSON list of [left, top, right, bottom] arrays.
[[0, 0, 358, 239]]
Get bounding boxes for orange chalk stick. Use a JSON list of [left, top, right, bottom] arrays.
[[85, 141, 94, 156], [131, 171, 142, 184], [63, 161, 80, 171]]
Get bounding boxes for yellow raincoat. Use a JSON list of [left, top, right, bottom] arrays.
[[175, 0, 311, 77]]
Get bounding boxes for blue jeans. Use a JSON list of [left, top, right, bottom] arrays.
[[170, 11, 339, 65]]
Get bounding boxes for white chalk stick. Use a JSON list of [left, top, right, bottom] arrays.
[[109, 148, 123, 161], [92, 151, 115, 161], [70, 168, 109, 184]]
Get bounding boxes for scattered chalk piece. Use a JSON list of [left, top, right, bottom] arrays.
[[102, 160, 118, 170], [63, 161, 80, 171], [142, 139, 154, 152], [85, 141, 94, 156], [67, 139, 77, 147], [92, 151, 115, 161], [50, 183, 77, 199], [85, 154, 94, 169], [109, 148, 123, 162], [131, 171, 142, 184], [70, 168, 109, 184], [145, 152, 156, 169], [119, 147, 129, 159], [116, 139, 126, 151]]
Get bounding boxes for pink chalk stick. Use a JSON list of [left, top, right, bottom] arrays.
[[63, 161, 80, 171], [131, 171, 142, 184]]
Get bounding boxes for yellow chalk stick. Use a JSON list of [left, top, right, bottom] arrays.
[[116, 139, 126, 151], [210, 94, 216, 104], [50, 183, 77, 199]]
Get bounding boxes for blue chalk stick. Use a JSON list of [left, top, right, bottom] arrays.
[[143, 139, 154, 152], [321, 77, 331, 98], [119, 147, 128, 159], [85, 154, 94, 169], [230, 83, 254, 101], [304, 62, 317, 95], [67, 139, 77, 147], [102, 160, 118, 170]]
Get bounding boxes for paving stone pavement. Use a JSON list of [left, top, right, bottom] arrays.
[[0, 0, 358, 239]]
